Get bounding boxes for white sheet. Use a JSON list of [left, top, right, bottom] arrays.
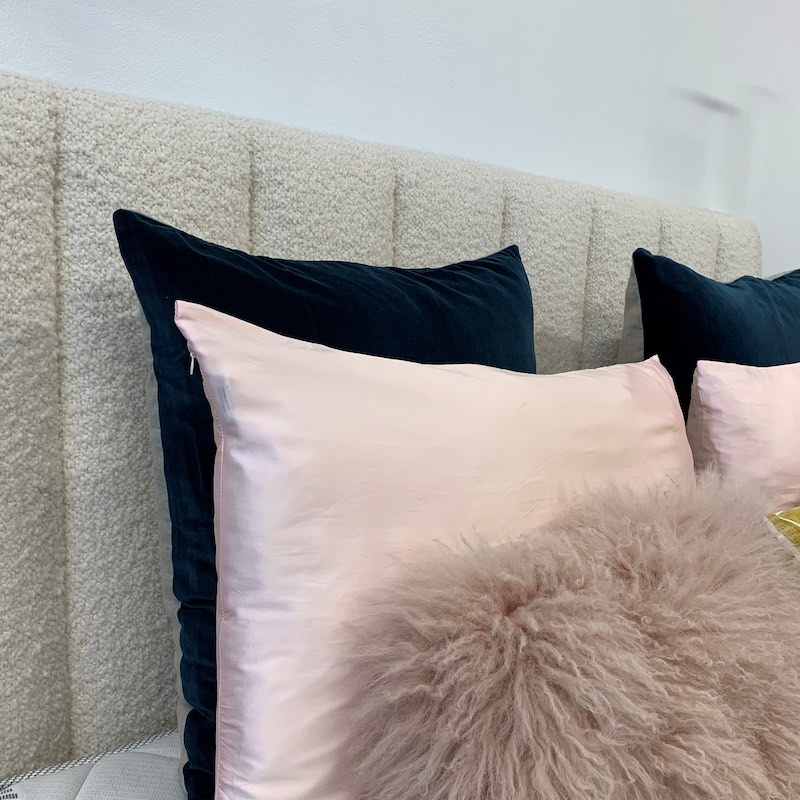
[[4, 732, 183, 800]]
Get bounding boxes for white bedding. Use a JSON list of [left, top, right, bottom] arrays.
[[1, 732, 183, 800]]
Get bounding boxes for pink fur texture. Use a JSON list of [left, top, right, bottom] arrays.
[[340, 476, 800, 799]]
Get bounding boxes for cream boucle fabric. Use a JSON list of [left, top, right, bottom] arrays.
[[0, 69, 762, 778], [0, 77, 71, 774]]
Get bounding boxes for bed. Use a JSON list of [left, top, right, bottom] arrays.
[[0, 70, 763, 796]]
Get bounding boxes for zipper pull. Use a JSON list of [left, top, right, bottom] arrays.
[[189, 351, 196, 376]]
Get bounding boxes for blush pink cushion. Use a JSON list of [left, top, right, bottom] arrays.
[[174, 300, 693, 800], [687, 359, 800, 509]]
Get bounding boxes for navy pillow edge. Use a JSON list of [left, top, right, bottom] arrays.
[[631, 248, 800, 417], [115, 209, 538, 800]]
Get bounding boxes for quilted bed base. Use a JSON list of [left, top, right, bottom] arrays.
[[0, 731, 182, 800]]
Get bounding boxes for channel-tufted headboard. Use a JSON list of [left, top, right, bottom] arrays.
[[0, 70, 762, 778]]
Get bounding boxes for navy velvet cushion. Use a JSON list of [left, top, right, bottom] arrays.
[[634, 248, 800, 416], [114, 209, 536, 800]]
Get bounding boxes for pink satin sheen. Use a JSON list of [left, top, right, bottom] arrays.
[[687, 359, 800, 509], [174, 301, 693, 800]]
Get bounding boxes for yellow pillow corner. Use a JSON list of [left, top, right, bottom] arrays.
[[765, 507, 800, 553]]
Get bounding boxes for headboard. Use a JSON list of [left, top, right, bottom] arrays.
[[0, 70, 762, 777]]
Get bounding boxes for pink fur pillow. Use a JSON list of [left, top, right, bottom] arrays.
[[340, 476, 800, 800]]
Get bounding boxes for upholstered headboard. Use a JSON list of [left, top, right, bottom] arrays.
[[0, 70, 762, 778]]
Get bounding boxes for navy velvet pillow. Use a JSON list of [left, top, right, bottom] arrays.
[[633, 248, 800, 416], [114, 209, 536, 800]]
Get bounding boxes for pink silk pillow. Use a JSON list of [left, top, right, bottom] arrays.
[[174, 300, 693, 800], [687, 359, 800, 509]]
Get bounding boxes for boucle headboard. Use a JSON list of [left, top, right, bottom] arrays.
[[0, 69, 762, 778]]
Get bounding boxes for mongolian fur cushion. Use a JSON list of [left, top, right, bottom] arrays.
[[339, 476, 800, 800]]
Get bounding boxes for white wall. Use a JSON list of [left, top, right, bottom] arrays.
[[3, 0, 799, 273]]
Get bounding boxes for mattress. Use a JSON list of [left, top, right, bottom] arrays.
[[0, 731, 182, 800]]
